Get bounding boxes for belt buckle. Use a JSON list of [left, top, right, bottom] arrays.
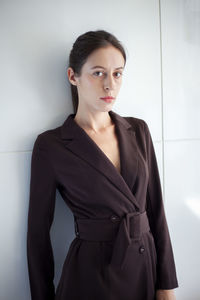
[[126, 211, 141, 241]]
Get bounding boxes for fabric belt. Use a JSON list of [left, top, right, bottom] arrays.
[[74, 210, 150, 270]]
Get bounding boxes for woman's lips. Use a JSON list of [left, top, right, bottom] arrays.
[[100, 97, 115, 103]]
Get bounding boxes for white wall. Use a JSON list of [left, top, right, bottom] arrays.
[[161, 1, 200, 298], [0, 0, 199, 299]]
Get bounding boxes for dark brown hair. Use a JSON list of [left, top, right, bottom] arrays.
[[67, 29, 127, 114]]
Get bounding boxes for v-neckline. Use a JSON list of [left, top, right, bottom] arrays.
[[61, 110, 140, 209], [72, 113, 123, 177]]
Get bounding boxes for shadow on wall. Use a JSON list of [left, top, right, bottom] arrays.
[[170, 196, 200, 300], [50, 191, 75, 288]]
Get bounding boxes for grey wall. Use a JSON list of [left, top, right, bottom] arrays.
[[0, 0, 200, 299]]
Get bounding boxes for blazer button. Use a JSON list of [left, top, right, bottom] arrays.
[[110, 215, 119, 223], [139, 246, 145, 254]]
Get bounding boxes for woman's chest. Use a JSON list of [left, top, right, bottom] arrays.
[[85, 127, 121, 174]]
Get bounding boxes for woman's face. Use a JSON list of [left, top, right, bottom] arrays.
[[68, 45, 125, 113]]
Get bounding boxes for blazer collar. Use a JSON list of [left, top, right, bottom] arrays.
[[60, 110, 139, 210], [60, 110, 132, 139]]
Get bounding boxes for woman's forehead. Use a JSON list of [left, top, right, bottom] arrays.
[[83, 46, 125, 69]]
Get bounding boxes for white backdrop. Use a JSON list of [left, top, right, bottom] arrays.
[[0, 0, 200, 299]]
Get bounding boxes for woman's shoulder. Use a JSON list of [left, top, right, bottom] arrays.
[[33, 125, 62, 150], [122, 115, 149, 133]]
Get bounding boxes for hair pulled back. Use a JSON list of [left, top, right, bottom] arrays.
[[68, 29, 127, 113]]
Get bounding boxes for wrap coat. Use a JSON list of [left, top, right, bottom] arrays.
[[27, 110, 178, 300]]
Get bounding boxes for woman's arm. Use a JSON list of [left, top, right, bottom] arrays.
[[27, 134, 57, 300], [142, 120, 178, 290], [156, 289, 176, 300]]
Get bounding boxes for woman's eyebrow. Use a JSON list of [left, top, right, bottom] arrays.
[[90, 66, 124, 70]]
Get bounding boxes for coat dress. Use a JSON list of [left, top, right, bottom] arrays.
[[27, 110, 178, 300]]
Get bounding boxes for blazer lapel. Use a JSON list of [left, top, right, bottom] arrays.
[[60, 110, 139, 210]]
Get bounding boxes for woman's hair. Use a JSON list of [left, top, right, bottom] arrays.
[[68, 29, 127, 114]]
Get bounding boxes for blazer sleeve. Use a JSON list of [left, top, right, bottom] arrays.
[[142, 120, 178, 290], [27, 134, 57, 300]]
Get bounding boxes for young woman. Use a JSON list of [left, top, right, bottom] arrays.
[[27, 30, 178, 300]]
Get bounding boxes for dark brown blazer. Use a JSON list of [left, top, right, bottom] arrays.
[[27, 110, 178, 300]]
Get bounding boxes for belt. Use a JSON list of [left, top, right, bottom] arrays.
[[74, 211, 150, 270]]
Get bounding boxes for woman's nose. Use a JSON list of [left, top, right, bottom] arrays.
[[103, 75, 115, 91]]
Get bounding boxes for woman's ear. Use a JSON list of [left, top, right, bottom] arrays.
[[67, 67, 77, 86]]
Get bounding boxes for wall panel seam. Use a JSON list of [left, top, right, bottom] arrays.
[[158, 0, 166, 203]]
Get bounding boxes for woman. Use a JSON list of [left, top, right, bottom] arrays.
[[27, 30, 178, 300]]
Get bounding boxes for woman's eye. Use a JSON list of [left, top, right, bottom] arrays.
[[94, 71, 104, 76], [115, 72, 122, 78]]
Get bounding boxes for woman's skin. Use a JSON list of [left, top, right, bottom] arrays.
[[156, 289, 176, 300], [67, 45, 176, 300]]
